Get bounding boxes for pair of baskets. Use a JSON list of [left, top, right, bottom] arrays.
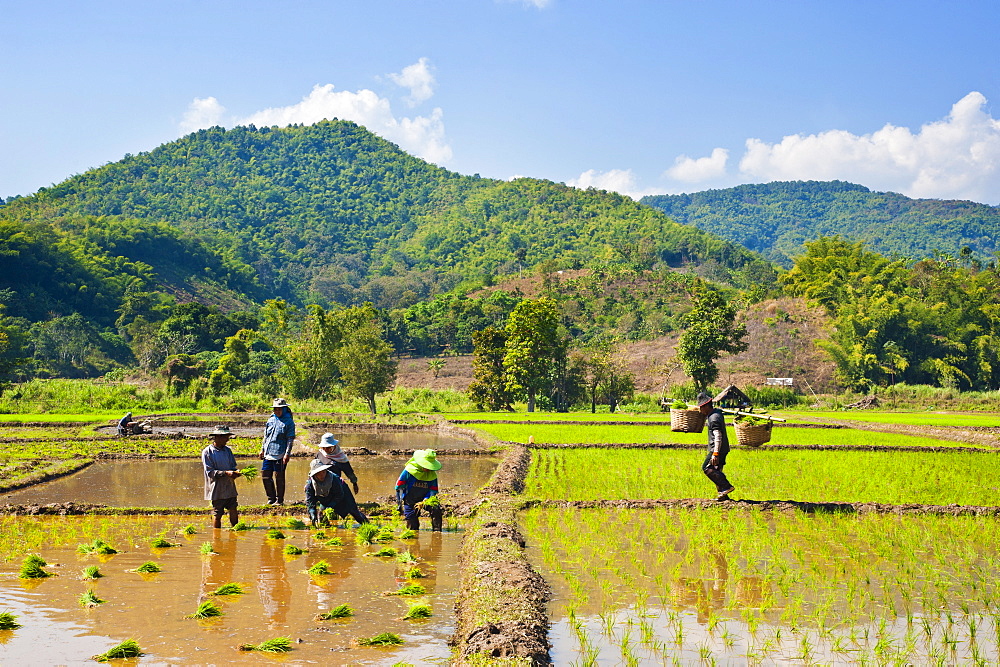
[[670, 408, 705, 433], [671, 407, 774, 446], [734, 420, 772, 446]]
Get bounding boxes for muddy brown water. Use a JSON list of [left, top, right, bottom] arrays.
[[0, 456, 500, 507], [0, 515, 458, 665]]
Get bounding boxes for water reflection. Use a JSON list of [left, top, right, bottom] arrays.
[[258, 537, 291, 626]]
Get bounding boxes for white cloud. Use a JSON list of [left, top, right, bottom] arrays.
[[179, 97, 226, 134], [567, 168, 662, 199], [500, 0, 552, 8], [665, 147, 729, 183], [388, 57, 435, 107], [738, 91, 1000, 202]]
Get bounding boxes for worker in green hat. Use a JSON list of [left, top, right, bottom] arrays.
[[395, 449, 442, 531]]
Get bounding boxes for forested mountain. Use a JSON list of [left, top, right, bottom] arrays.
[[641, 181, 1000, 266]]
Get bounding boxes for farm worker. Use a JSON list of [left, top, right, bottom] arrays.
[[316, 433, 361, 495], [202, 425, 242, 529], [305, 459, 369, 526], [395, 449, 442, 531], [259, 398, 295, 505], [117, 412, 138, 436], [698, 392, 735, 500]]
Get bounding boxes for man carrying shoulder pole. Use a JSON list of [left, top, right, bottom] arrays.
[[698, 392, 735, 501]]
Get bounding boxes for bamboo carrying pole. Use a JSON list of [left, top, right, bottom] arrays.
[[720, 408, 787, 422]]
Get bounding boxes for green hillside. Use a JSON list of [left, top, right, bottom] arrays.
[[641, 181, 1000, 266]]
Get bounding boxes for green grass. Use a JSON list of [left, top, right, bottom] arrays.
[[0, 413, 118, 423], [442, 411, 675, 422], [526, 447, 1000, 505], [780, 409, 1000, 428]]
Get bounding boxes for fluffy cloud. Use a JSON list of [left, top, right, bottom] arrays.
[[738, 92, 1000, 202], [388, 57, 435, 107], [178, 60, 452, 165], [665, 147, 729, 183], [566, 168, 662, 199]]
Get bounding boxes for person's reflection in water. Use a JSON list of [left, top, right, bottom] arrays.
[[404, 531, 443, 593], [672, 550, 729, 624], [201, 531, 236, 598], [258, 537, 291, 626]]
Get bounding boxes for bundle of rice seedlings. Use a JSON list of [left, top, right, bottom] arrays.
[[375, 528, 395, 543], [210, 582, 244, 596], [79, 589, 106, 607], [286, 518, 307, 530], [230, 521, 253, 532], [199, 543, 216, 555], [0, 611, 22, 630], [82, 565, 103, 579], [266, 529, 286, 540], [324, 537, 344, 547], [239, 466, 258, 482], [368, 547, 397, 558], [356, 524, 380, 545], [93, 639, 143, 662], [133, 561, 161, 573], [316, 604, 353, 620], [396, 550, 418, 564], [323, 508, 337, 522], [403, 567, 425, 579], [180, 524, 197, 535], [187, 600, 222, 619], [387, 583, 426, 596], [76, 539, 118, 555], [398, 529, 417, 539], [149, 536, 177, 548], [357, 632, 403, 646], [403, 602, 432, 620], [421, 495, 441, 508], [19, 555, 51, 579], [307, 560, 333, 576], [283, 544, 306, 556], [238, 637, 292, 653], [312, 530, 327, 539]]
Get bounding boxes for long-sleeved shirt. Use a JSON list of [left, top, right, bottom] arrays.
[[315, 454, 358, 485], [395, 470, 438, 505], [706, 409, 730, 455], [261, 411, 296, 460], [202, 444, 238, 501]]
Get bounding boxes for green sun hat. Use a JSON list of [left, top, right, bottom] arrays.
[[409, 449, 442, 471]]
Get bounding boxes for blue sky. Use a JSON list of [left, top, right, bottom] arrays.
[[3, 1, 999, 203]]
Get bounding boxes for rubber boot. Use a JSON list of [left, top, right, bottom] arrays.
[[262, 477, 277, 505], [275, 473, 286, 505], [428, 505, 443, 532]]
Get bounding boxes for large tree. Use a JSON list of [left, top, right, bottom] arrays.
[[676, 283, 748, 391], [468, 325, 515, 411], [334, 312, 397, 414], [503, 297, 566, 412]]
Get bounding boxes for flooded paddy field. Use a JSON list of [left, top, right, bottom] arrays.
[[0, 455, 500, 507], [522, 506, 1000, 665], [526, 447, 1000, 505], [0, 514, 460, 665]]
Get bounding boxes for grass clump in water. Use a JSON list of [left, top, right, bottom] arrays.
[[368, 546, 398, 557], [283, 544, 306, 556], [376, 528, 395, 543], [199, 542, 216, 555], [403, 567, 424, 579], [403, 602, 432, 620], [356, 523, 380, 545], [399, 529, 417, 539], [179, 524, 197, 535], [396, 550, 418, 563], [76, 539, 118, 555], [357, 632, 403, 646], [238, 637, 292, 653], [79, 589, 106, 607], [230, 521, 253, 531], [187, 600, 223, 619], [93, 639, 143, 662], [19, 554, 51, 579], [149, 536, 177, 548], [266, 529, 286, 540], [0, 611, 22, 630], [307, 560, 333, 575], [210, 582, 244, 596], [286, 517, 307, 530], [132, 561, 161, 573], [317, 604, 353, 620], [81, 565, 103, 579], [387, 583, 426, 596], [324, 537, 343, 547]]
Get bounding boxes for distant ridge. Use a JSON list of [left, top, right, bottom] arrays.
[[641, 181, 1000, 266]]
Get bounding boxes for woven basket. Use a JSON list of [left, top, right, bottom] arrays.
[[735, 421, 772, 447], [670, 408, 706, 433]]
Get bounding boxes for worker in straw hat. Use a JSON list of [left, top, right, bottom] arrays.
[[202, 425, 243, 529], [698, 391, 735, 500], [259, 398, 295, 505], [305, 458, 369, 526], [395, 449, 442, 531], [315, 433, 360, 496]]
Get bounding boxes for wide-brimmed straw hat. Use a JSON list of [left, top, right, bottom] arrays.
[[272, 398, 289, 408], [318, 433, 339, 449], [309, 460, 335, 477], [696, 392, 713, 407], [410, 449, 442, 471], [209, 425, 234, 437]]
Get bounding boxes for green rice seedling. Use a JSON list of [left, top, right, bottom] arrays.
[[93, 639, 143, 662], [238, 466, 258, 481], [323, 507, 337, 522], [399, 529, 416, 539], [283, 544, 306, 556], [79, 589, 106, 607], [307, 560, 334, 576], [387, 583, 426, 596], [376, 528, 395, 543], [403, 602, 432, 620], [313, 530, 327, 539], [396, 550, 418, 564], [76, 539, 118, 555], [286, 517, 308, 530], [369, 547, 398, 557], [266, 529, 286, 540], [199, 542, 216, 555], [317, 604, 354, 620], [180, 524, 197, 535], [356, 523, 380, 545], [149, 536, 177, 548], [133, 561, 161, 573], [0, 611, 22, 630], [187, 600, 223, 619], [421, 494, 440, 508], [81, 565, 103, 579], [230, 521, 253, 531], [19, 555, 51, 579], [357, 632, 403, 646], [325, 537, 344, 547], [403, 567, 424, 579], [210, 582, 245, 596], [238, 636, 292, 653]]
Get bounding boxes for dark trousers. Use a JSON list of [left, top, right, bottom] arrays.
[[702, 448, 732, 492]]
